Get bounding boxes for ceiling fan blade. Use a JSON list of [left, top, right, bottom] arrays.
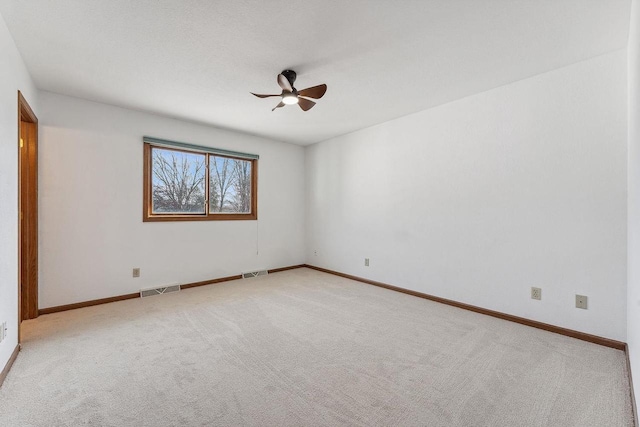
[[298, 97, 316, 111], [277, 73, 293, 92], [297, 84, 327, 99], [272, 101, 285, 111], [251, 92, 280, 98]]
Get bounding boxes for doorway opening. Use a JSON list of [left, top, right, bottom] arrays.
[[18, 91, 38, 341]]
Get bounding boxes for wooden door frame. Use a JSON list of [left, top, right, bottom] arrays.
[[18, 91, 38, 340]]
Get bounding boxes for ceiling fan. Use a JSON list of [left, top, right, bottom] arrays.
[[251, 70, 327, 111]]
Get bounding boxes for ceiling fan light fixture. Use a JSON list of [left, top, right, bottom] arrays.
[[282, 93, 299, 105]]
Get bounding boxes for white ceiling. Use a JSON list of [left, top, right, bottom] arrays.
[[0, 1, 631, 145]]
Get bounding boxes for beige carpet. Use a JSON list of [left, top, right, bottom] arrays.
[[0, 268, 633, 426]]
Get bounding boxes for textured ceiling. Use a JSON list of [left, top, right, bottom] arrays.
[[0, 1, 631, 145]]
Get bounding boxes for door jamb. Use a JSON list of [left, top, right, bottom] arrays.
[[17, 91, 38, 342]]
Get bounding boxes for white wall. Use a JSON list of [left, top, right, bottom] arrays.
[[38, 92, 305, 308], [628, 0, 640, 405], [306, 49, 628, 341], [0, 16, 38, 370]]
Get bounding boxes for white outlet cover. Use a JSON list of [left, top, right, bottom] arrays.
[[531, 287, 542, 300]]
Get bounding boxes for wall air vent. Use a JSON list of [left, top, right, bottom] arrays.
[[242, 270, 268, 279], [140, 284, 180, 298]]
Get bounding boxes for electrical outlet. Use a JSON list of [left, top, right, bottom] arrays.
[[531, 287, 542, 300], [365, 258, 370, 267], [576, 295, 588, 309], [132, 268, 140, 278], [0, 321, 6, 343]]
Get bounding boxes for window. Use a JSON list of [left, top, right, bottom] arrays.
[[143, 138, 257, 221]]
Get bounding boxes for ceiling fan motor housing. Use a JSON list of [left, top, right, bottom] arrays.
[[281, 69, 297, 88]]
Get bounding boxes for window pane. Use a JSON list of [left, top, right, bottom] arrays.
[[209, 156, 252, 213], [151, 147, 206, 214]]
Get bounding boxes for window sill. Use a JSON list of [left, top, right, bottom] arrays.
[[143, 213, 257, 222]]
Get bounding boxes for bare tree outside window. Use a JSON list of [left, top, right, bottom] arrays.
[[210, 156, 252, 213], [209, 156, 234, 212], [151, 148, 206, 213], [231, 159, 252, 213]]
